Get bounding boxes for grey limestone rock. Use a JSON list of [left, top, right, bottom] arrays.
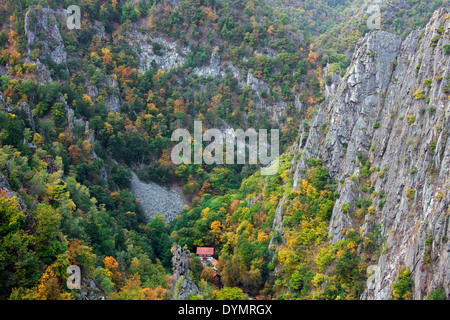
[[171, 245, 201, 300], [285, 8, 450, 300]]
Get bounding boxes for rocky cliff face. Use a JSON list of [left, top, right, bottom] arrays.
[[124, 26, 290, 124], [284, 8, 449, 299], [24, 7, 69, 82]]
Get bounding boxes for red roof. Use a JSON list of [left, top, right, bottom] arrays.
[[196, 247, 214, 255], [210, 258, 218, 267]]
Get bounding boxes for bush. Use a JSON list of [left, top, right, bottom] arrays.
[[112, 165, 132, 189], [152, 42, 164, 56], [427, 286, 448, 300], [413, 89, 425, 100], [391, 267, 413, 300], [431, 34, 441, 47], [428, 105, 436, 113], [408, 166, 417, 174], [342, 202, 349, 213], [406, 115, 416, 124], [405, 188, 415, 201], [335, 248, 360, 284], [361, 167, 371, 177], [423, 78, 432, 88], [213, 287, 247, 300], [146, 162, 175, 184], [444, 44, 450, 54]]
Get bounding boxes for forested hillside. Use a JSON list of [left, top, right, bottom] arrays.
[[0, 0, 448, 300]]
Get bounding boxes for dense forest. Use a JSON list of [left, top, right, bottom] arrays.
[[0, 0, 448, 300]]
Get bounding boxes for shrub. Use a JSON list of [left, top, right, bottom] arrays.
[[408, 166, 418, 174], [431, 34, 441, 47], [444, 44, 450, 54], [214, 287, 247, 300], [406, 114, 416, 126], [428, 105, 436, 113], [413, 89, 425, 100], [342, 202, 349, 213], [361, 167, 371, 177], [391, 267, 414, 300], [405, 188, 415, 201], [152, 42, 164, 56], [423, 78, 432, 88], [112, 166, 132, 189], [427, 286, 448, 300]]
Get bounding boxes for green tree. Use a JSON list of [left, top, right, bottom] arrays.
[[391, 267, 414, 300], [213, 287, 247, 300], [427, 286, 447, 300]]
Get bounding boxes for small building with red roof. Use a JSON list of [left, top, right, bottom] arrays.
[[210, 258, 218, 268], [196, 247, 214, 258]]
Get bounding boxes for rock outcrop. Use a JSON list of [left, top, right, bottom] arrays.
[[170, 245, 201, 300], [283, 8, 449, 299], [24, 7, 69, 84], [24, 7, 67, 65], [131, 35, 190, 72], [0, 92, 12, 112], [79, 276, 105, 300]]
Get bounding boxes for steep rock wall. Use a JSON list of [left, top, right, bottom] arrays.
[[286, 8, 449, 300]]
